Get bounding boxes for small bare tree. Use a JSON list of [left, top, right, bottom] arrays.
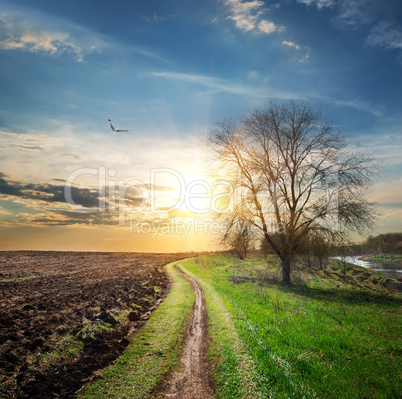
[[208, 101, 377, 284], [335, 243, 353, 275], [222, 219, 254, 259], [298, 231, 330, 270]]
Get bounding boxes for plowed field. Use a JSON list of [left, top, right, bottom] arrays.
[[0, 251, 190, 398]]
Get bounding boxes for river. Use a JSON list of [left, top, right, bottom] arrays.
[[333, 256, 402, 278]]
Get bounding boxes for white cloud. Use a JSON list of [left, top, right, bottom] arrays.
[[0, 8, 167, 63], [0, 29, 84, 61], [248, 70, 259, 79], [0, 123, 209, 186], [258, 20, 277, 34], [222, 0, 282, 35], [358, 134, 402, 168], [297, 0, 336, 9], [371, 177, 402, 205], [151, 70, 305, 102], [298, 52, 310, 63], [0, 10, 108, 62], [226, 0, 264, 17], [282, 40, 311, 63], [282, 40, 301, 50], [270, 4, 281, 11], [367, 21, 402, 50], [151, 71, 262, 96], [140, 13, 176, 23], [0, 208, 12, 216], [297, 0, 381, 27], [317, 96, 383, 117], [335, 0, 378, 27], [296, 0, 402, 55]]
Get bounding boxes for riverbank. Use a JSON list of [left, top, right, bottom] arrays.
[[340, 255, 402, 279], [361, 255, 402, 263]]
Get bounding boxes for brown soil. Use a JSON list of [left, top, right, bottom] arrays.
[[0, 251, 191, 399], [156, 266, 214, 399]]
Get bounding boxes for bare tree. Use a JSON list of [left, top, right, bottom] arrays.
[[208, 101, 377, 284], [221, 219, 254, 259], [298, 231, 330, 270], [334, 243, 353, 276]]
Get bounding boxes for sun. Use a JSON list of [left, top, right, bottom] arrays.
[[151, 169, 212, 217]]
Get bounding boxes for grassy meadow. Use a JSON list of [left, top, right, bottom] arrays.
[[179, 255, 402, 399]]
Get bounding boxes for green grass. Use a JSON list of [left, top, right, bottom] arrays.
[[80, 261, 194, 399], [76, 321, 115, 339], [180, 255, 402, 399], [37, 334, 84, 366]]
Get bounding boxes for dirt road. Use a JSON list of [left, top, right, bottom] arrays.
[[163, 266, 214, 398]]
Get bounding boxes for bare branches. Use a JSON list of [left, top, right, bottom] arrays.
[[208, 101, 378, 284]]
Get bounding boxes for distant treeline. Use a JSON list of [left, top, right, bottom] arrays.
[[364, 232, 402, 257], [225, 231, 402, 268], [257, 232, 402, 267], [328, 233, 402, 258]]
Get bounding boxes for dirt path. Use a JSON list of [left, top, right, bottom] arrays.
[[163, 266, 214, 399]]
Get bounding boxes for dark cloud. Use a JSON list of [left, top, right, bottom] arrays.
[[0, 172, 23, 196], [0, 173, 144, 209], [26, 210, 120, 226], [29, 183, 99, 208], [0, 173, 99, 208], [0, 172, 174, 226]]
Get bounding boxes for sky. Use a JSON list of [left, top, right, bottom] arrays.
[[0, 0, 401, 252]]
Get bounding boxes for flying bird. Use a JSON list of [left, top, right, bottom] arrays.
[[108, 119, 128, 134]]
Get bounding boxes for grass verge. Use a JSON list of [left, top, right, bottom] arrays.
[[79, 261, 194, 399], [180, 255, 402, 399]]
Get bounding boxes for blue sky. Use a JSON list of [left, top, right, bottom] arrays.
[[0, 0, 401, 251]]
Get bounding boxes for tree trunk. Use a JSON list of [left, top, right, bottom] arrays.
[[281, 257, 291, 284]]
